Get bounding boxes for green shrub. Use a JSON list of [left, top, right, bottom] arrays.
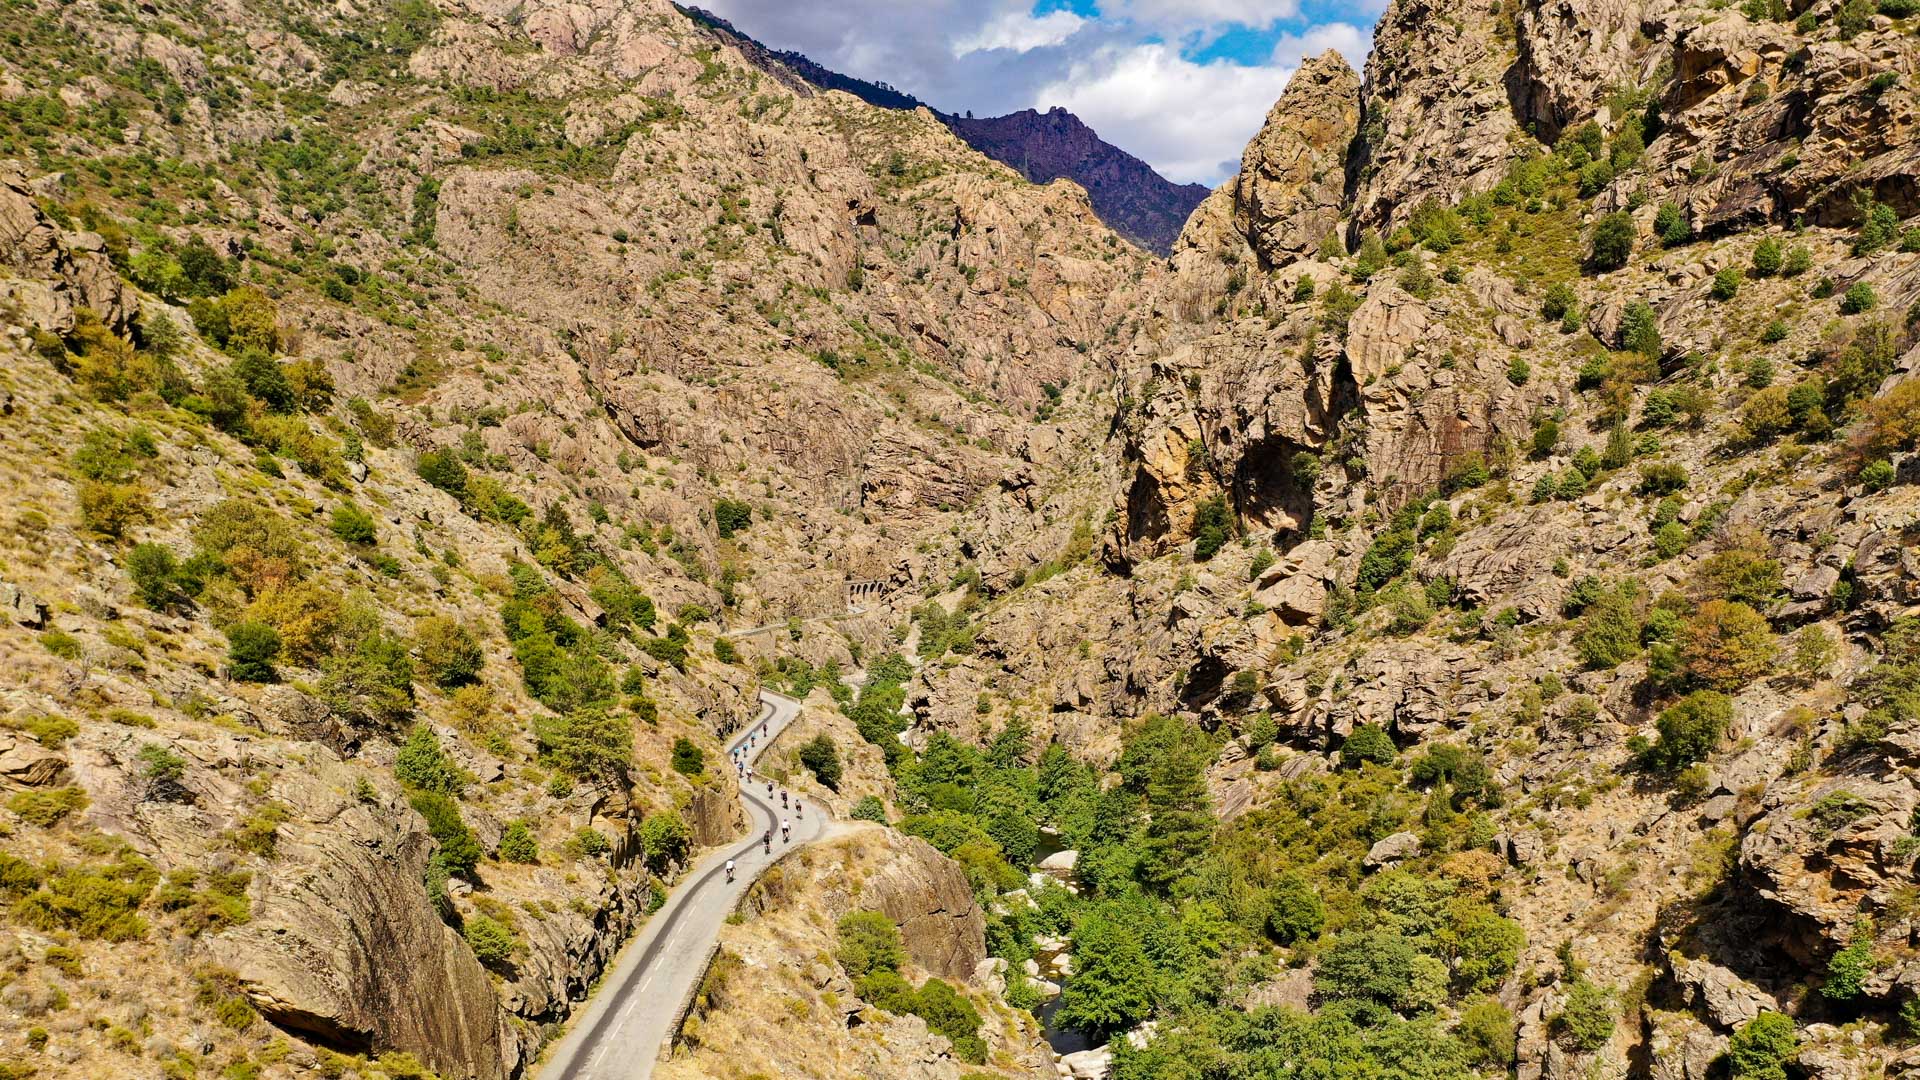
[[1646, 691, 1733, 772], [851, 795, 888, 823], [1681, 600, 1776, 690], [837, 910, 907, 979], [12, 853, 156, 940], [1654, 202, 1690, 247], [1710, 267, 1742, 301], [1727, 1012, 1798, 1080], [463, 915, 517, 968], [1861, 459, 1896, 492], [1265, 871, 1325, 944], [7, 787, 88, 828], [394, 724, 463, 795], [799, 734, 842, 791], [1459, 997, 1517, 1067], [1822, 926, 1874, 1000], [639, 810, 690, 872], [329, 503, 377, 545], [1556, 978, 1615, 1050], [1541, 283, 1577, 321], [1840, 281, 1878, 315], [409, 790, 482, 879], [1575, 587, 1641, 669], [414, 617, 483, 689], [670, 737, 705, 777], [497, 820, 538, 863], [1340, 723, 1397, 768], [1750, 237, 1784, 277], [1191, 497, 1232, 561], [137, 744, 190, 802], [415, 450, 468, 499], [1588, 212, 1636, 271], [1782, 245, 1812, 276], [225, 622, 282, 682], [713, 498, 752, 538]]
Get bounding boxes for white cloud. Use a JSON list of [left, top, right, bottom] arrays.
[[698, 0, 1375, 187], [1034, 43, 1296, 185], [1104, 0, 1304, 36], [1268, 22, 1372, 70], [955, 9, 1087, 56]]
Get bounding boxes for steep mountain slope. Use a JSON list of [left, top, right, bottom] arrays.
[[3, 0, 1920, 1076], [0, 0, 1137, 1076], [683, 6, 1211, 255]]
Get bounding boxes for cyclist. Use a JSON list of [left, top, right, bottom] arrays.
[[725, 859, 735, 884], [780, 790, 788, 808], [795, 801, 803, 820]]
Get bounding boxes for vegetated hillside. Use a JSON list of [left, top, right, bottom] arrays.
[[683, 6, 1211, 256], [4, 0, 1920, 1075], [0, 0, 1141, 1075], [739, 13, 1917, 1080]]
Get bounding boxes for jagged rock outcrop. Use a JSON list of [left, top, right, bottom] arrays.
[[1174, 51, 1360, 275], [0, 162, 139, 335]]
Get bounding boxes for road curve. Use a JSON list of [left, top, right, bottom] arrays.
[[538, 689, 828, 1080]]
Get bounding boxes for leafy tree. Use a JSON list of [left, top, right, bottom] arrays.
[[1541, 282, 1578, 322], [394, 724, 463, 795], [1621, 301, 1662, 359], [1728, 1011, 1798, 1080], [1750, 237, 1784, 277], [851, 795, 888, 823], [1137, 723, 1213, 894], [226, 622, 282, 682], [1056, 907, 1157, 1037], [1681, 600, 1777, 690], [837, 910, 906, 979], [1654, 202, 1690, 246], [539, 709, 633, 794], [1265, 871, 1325, 944], [1316, 928, 1449, 1013], [409, 790, 482, 880], [1458, 997, 1517, 1068], [1646, 691, 1733, 772], [1588, 212, 1636, 271], [415, 450, 468, 499], [1191, 497, 1232, 561], [670, 737, 705, 777], [798, 734, 843, 791], [713, 498, 752, 538], [1840, 281, 1878, 315], [1341, 723, 1398, 768], [639, 810, 690, 872], [1576, 586, 1641, 669], [414, 616, 484, 689]]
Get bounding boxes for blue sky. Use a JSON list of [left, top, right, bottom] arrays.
[[697, 0, 1381, 186]]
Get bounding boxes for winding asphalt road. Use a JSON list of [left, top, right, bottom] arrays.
[[539, 689, 829, 1080]]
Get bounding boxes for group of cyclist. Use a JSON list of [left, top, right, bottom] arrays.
[[724, 717, 803, 885]]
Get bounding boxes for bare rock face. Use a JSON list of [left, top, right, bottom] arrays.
[[204, 784, 523, 1080], [1174, 52, 1359, 274], [1348, 0, 1520, 231], [855, 833, 988, 981], [1510, 0, 1650, 144], [0, 161, 139, 336]]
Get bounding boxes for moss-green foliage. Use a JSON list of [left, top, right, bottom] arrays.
[[537, 708, 633, 793], [414, 616, 483, 689], [409, 790, 482, 882], [154, 867, 252, 936], [837, 912, 985, 1061], [1640, 691, 1733, 772], [1340, 723, 1398, 768], [1574, 581, 1642, 669], [851, 795, 888, 823], [225, 621, 282, 682], [670, 737, 705, 777], [7, 786, 89, 828], [1588, 211, 1635, 271], [463, 915, 517, 969], [394, 724, 463, 795], [1821, 926, 1873, 1000], [1356, 504, 1420, 593], [11, 852, 156, 941]]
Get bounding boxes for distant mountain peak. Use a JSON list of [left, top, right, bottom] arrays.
[[681, 6, 1208, 255]]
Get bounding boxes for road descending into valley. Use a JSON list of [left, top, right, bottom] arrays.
[[540, 689, 828, 1080]]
